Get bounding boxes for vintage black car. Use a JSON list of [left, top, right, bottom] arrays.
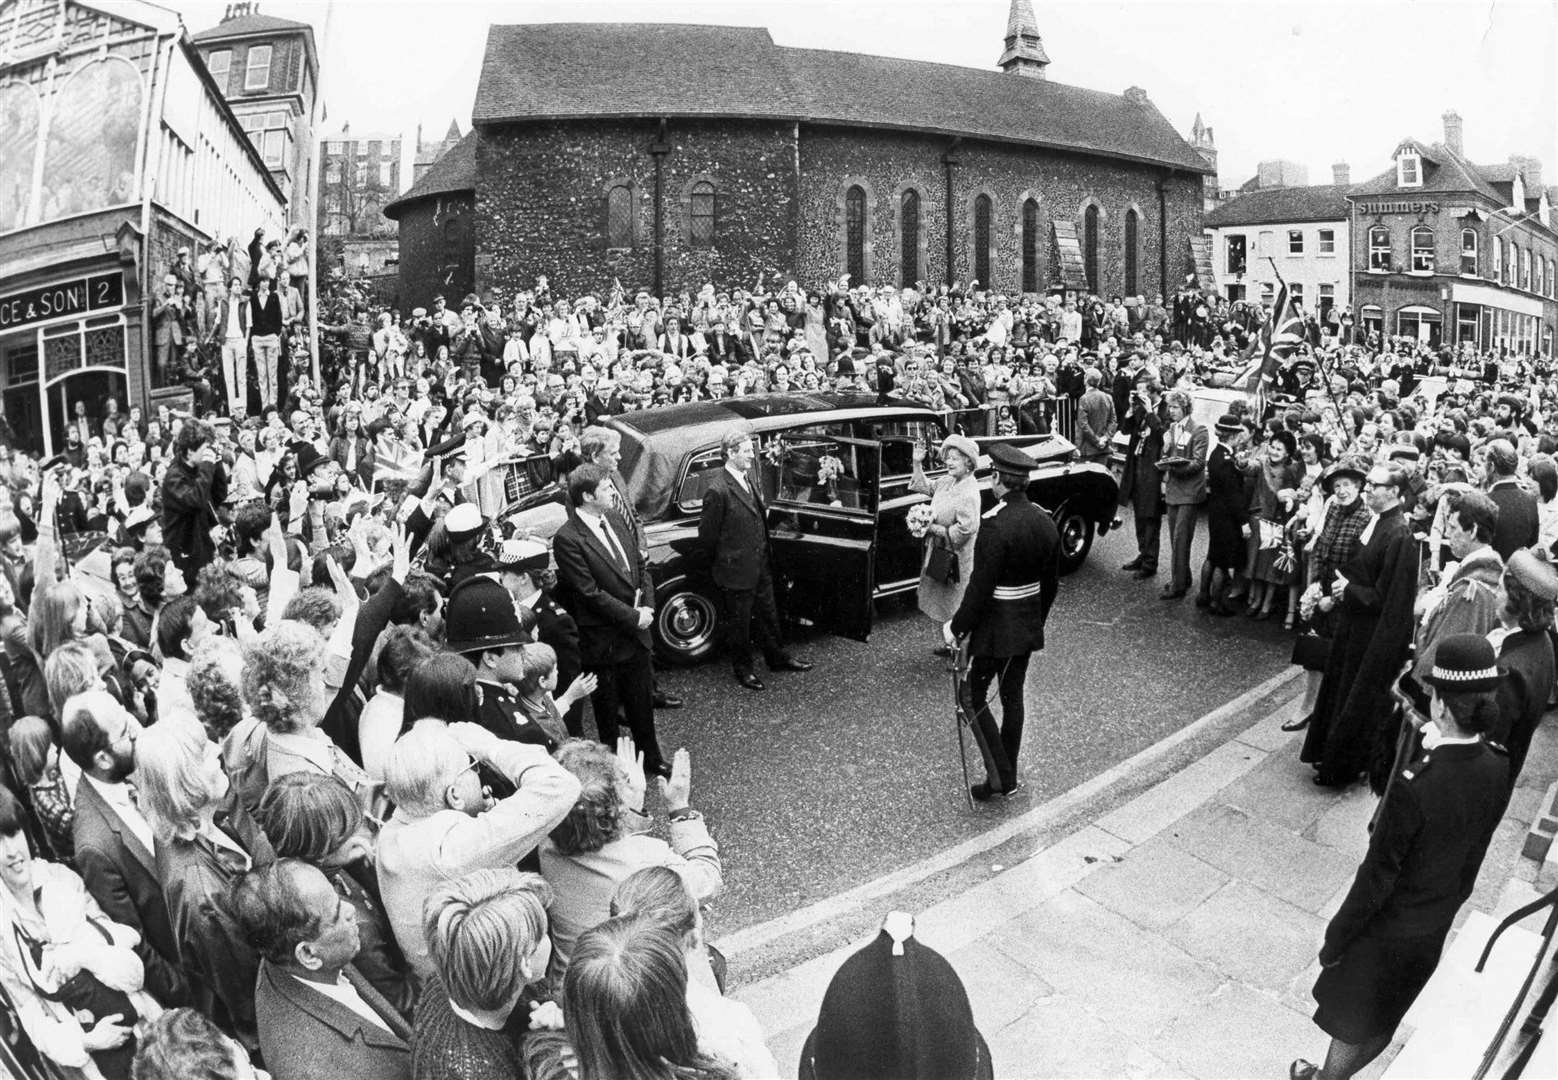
[[539, 393, 1119, 665]]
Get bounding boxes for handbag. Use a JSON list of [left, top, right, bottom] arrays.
[[924, 541, 960, 586], [1290, 631, 1330, 672]]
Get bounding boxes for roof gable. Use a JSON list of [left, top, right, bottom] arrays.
[[384, 131, 476, 218], [1349, 141, 1504, 202], [472, 22, 1210, 174], [191, 11, 311, 40]]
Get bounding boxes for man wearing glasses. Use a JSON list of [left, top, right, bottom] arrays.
[[1302, 465, 1420, 789]]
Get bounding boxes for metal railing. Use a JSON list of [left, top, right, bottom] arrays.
[[942, 396, 1078, 444], [1473, 885, 1558, 1079]]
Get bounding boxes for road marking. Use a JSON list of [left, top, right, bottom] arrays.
[[712, 666, 1303, 960]]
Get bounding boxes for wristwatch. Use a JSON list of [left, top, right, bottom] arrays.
[[667, 808, 701, 823]]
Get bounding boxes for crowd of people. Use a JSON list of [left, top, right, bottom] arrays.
[[1, 237, 1556, 1079]]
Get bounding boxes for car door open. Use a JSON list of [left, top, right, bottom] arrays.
[[759, 431, 880, 642]]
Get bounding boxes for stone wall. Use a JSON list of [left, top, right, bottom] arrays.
[[797, 128, 1203, 298], [395, 192, 475, 311], [474, 119, 797, 297]]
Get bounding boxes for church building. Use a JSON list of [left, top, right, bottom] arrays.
[[387, 1, 1212, 306]]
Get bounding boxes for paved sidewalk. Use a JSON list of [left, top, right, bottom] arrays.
[[731, 688, 1558, 1079]]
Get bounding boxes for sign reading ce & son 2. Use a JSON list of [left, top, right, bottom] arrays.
[[0, 273, 124, 332]]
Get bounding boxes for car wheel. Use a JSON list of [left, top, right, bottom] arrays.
[[654, 580, 721, 666], [1055, 505, 1094, 575]]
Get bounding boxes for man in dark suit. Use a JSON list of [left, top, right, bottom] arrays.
[[704, 321, 749, 366], [697, 431, 813, 691], [948, 443, 1060, 801], [1294, 634, 1507, 1080], [1159, 389, 1209, 599], [1119, 373, 1169, 579], [552, 463, 669, 776], [232, 861, 412, 1080], [62, 691, 190, 1005], [1485, 439, 1539, 560]]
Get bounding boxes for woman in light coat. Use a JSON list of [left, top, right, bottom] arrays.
[[910, 433, 982, 655]]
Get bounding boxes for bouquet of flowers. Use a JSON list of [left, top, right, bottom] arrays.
[[907, 503, 934, 538], [816, 455, 844, 485]]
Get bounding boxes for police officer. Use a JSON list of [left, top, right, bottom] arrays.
[[491, 537, 586, 737], [1294, 633, 1508, 1080], [947, 443, 1060, 801], [445, 575, 565, 751]]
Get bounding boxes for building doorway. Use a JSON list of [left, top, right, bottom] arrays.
[[47, 369, 129, 455]]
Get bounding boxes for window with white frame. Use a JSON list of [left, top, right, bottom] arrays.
[[1289, 283, 1305, 309], [1288, 229, 1304, 255], [1259, 281, 1275, 306], [240, 111, 289, 169], [1410, 226, 1435, 272], [1368, 226, 1392, 271], [1494, 237, 1504, 283], [1318, 283, 1335, 314], [1225, 234, 1247, 275], [1508, 242, 1518, 285], [1397, 152, 1421, 188], [1318, 229, 1335, 254], [244, 45, 272, 91], [1460, 229, 1479, 276], [206, 49, 231, 88]]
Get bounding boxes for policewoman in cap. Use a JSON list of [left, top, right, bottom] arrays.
[[430, 503, 496, 595], [492, 537, 586, 738], [1295, 633, 1509, 1080], [946, 442, 1060, 801], [445, 575, 565, 752]]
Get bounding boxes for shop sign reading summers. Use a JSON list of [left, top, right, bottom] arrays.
[[0, 273, 124, 332], [1354, 201, 1441, 215]]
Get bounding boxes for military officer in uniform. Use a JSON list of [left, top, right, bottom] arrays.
[[947, 443, 1060, 801], [445, 575, 565, 751], [1293, 633, 1509, 1080]]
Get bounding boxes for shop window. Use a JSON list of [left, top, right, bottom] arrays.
[[1225, 234, 1246, 275], [1288, 229, 1304, 255], [1461, 229, 1479, 276], [844, 184, 866, 283], [1410, 226, 1434, 273], [900, 188, 921, 286], [244, 45, 272, 92], [606, 183, 634, 249], [206, 49, 231, 88], [1397, 152, 1421, 188], [1082, 203, 1099, 293], [1124, 208, 1139, 295], [1318, 229, 1335, 255], [1368, 226, 1392, 271], [1020, 197, 1039, 294], [688, 181, 716, 249], [973, 194, 992, 288]]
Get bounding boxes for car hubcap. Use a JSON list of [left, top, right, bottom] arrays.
[[1061, 515, 1087, 558], [661, 592, 716, 652]]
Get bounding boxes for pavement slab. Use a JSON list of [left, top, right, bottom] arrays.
[[1162, 879, 1329, 995], [989, 996, 1179, 1079], [1074, 834, 1230, 932], [1219, 748, 1338, 835], [1153, 979, 1319, 1079], [945, 937, 1057, 1032], [1167, 801, 1358, 913]]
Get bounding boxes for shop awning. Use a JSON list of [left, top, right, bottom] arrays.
[[1450, 281, 1543, 318]]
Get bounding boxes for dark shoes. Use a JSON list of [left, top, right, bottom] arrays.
[[769, 656, 814, 673], [1132, 567, 1157, 580], [1280, 713, 1312, 732], [652, 689, 684, 709], [1121, 557, 1143, 571], [1289, 1060, 1319, 1080], [736, 672, 766, 691], [970, 779, 1022, 802], [932, 644, 952, 658], [1160, 588, 1188, 600], [1194, 594, 1212, 609]]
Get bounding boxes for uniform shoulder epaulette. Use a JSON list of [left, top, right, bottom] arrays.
[[1401, 753, 1431, 782], [982, 503, 1004, 520]]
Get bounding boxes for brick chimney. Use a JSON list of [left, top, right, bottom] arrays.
[[221, 3, 256, 22], [1511, 155, 1543, 190], [1332, 162, 1350, 186], [1442, 110, 1463, 156]]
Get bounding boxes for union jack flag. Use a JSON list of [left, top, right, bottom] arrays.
[[1237, 273, 1305, 415]]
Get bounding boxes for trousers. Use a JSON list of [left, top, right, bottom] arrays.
[[1165, 502, 1199, 593], [967, 652, 1031, 788], [587, 645, 664, 770], [221, 337, 248, 415], [718, 566, 785, 674], [1134, 507, 1162, 571], [251, 334, 281, 409]]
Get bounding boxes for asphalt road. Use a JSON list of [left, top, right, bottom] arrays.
[[641, 516, 1295, 938]]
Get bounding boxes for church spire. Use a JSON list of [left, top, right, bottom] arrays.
[[998, 0, 1050, 79]]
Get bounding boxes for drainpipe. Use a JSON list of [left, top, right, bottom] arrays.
[[1155, 174, 1170, 299], [649, 119, 670, 297], [941, 139, 962, 287]]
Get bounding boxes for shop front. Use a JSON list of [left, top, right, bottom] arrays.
[[1448, 281, 1544, 357], [0, 269, 133, 456]]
